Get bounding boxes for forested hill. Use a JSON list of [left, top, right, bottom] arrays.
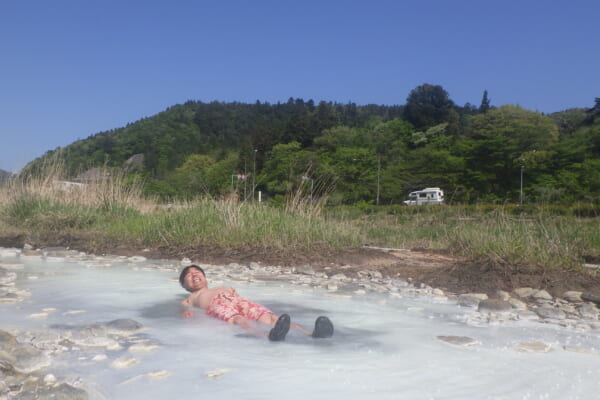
[[25, 85, 600, 204]]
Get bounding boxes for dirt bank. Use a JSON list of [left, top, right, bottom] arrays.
[[2, 233, 600, 298]]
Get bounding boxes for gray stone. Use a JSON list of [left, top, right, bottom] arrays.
[[563, 291, 583, 302], [457, 293, 488, 308], [42, 247, 80, 258], [495, 290, 511, 301], [0, 248, 20, 257], [478, 299, 512, 313], [111, 354, 139, 369], [515, 342, 552, 353], [535, 306, 566, 320], [0, 269, 17, 285], [16, 382, 88, 400], [8, 343, 52, 373], [517, 310, 540, 320], [513, 287, 536, 298], [436, 335, 480, 347], [248, 262, 261, 270], [330, 273, 348, 281], [508, 298, 528, 310], [533, 290, 553, 301], [105, 319, 143, 333], [294, 265, 315, 275], [578, 303, 599, 319]]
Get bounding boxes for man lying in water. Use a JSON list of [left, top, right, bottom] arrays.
[[179, 265, 334, 341]]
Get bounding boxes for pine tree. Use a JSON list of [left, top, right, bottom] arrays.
[[479, 90, 491, 113]]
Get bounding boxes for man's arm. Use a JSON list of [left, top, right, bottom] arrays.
[[180, 296, 195, 318]]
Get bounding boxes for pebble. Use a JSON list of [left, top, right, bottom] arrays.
[[206, 368, 233, 379], [111, 355, 140, 369], [181, 257, 192, 266], [63, 310, 86, 315], [129, 343, 160, 353], [563, 346, 600, 355], [147, 370, 171, 380], [436, 335, 481, 347], [128, 256, 147, 262], [29, 312, 49, 318], [44, 374, 58, 385], [515, 342, 552, 353]]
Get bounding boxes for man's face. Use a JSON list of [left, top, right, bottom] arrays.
[[184, 268, 207, 292]]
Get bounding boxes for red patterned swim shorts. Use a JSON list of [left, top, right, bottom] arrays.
[[206, 289, 272, 321]]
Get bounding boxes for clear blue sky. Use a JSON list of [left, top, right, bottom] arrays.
[[2, 0, 599, 173]]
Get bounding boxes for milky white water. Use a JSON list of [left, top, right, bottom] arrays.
[[1, 251, 599, 400]]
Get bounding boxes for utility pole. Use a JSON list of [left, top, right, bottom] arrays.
[[520, 165, 524, 206], [376, 154, 381, 206], [253, 149, 257, 202], [244, 158, 247, 201]]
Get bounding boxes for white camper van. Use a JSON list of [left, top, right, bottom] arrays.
[[403, 187, 444, 206]]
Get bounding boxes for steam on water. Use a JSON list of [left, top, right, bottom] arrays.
[[1, 250, 599, 400]]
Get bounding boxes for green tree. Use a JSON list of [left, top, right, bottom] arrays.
[[261, 142, 315, 196], [403, 84, 455, 129], [479, 90, 491, 113]]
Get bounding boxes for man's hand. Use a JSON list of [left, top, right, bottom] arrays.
[[181, 309, 195, 319]]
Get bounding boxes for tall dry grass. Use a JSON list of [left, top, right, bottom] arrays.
[[0, 158, 153, 230]]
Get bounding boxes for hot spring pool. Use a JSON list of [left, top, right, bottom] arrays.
[[1, 248, 599, 399]]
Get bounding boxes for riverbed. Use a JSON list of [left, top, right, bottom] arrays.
[[1, 247, 599, 399]]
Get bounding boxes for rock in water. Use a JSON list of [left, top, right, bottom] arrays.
[[111, 355, 140, 369], [206, 368, 233, 379], [17, 383, 89, 400], [436, 336, 481, 347], [515, 342, 551, 353], [105, 319, 144, 334]]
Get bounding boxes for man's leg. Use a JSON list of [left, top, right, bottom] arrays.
[[228, 315, 269, 338], [258, 313, 312, 336]]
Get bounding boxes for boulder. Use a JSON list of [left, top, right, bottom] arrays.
[[533, 290, 553, 301], [563, 291, 583, 302], [294, 265, 315, 275], [477, 299, 512, 313], [535, 306, 566, 320], [513, 287, 536, 298], [17, 382, 88, 400], [508, 298, 528, 310], [457, 293, 488, 308], [578, 303, 599, 320]]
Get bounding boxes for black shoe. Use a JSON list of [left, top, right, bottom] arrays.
[[268, 314, 291, 341], [312, 316, 334, 338]]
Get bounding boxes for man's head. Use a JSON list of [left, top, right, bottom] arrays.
[[179, 265, 206, 292]]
